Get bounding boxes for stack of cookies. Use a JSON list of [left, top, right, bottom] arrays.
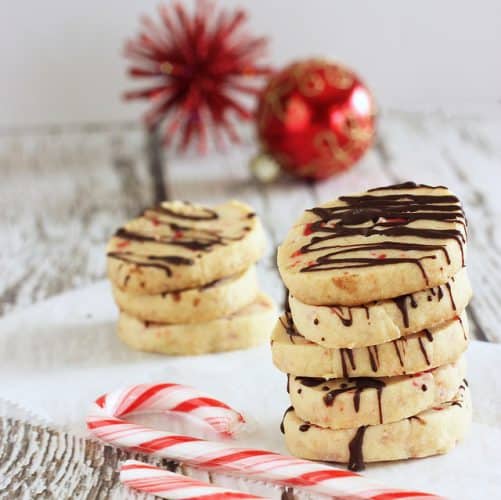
[[273, 182, 472, 471], [106, 200, 275, 355]]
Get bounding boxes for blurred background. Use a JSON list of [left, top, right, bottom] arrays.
[[1, 0, 500, 343], [3, 0, 501, 125]]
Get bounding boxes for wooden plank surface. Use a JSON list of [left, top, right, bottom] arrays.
[[1, 112, 500, 341], [0, 111, 500, 497], [0, 417, 156, 500]]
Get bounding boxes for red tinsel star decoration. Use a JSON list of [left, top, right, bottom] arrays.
[[124, 1, 272, 153]]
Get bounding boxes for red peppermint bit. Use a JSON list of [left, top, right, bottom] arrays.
[[307, 260, 317, 267], [303, 223, 313, 236], [291, 249, 303, 258], [117, 240, 131, 249], [151, 217, 160, 226], [433, 407, 444, 411], [173, 230, 184, 240], [95, 394, 107, 408], [377, 253, 386, 260]]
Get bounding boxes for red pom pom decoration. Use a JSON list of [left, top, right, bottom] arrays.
[[124, 1, 271, 153]]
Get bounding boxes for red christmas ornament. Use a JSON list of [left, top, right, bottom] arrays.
[[255, 59, 376, 181], [124, 1, 271, 153]]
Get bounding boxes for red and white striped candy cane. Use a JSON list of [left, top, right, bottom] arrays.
[[120, 460, 264, 499], [87, 382, 441, 500]]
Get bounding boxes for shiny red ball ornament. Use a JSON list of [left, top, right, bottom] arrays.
[[255, 59, 376, 181]]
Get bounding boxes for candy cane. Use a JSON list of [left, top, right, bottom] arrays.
[[120, 460, 264, 499], [87, 382, 441, 500]]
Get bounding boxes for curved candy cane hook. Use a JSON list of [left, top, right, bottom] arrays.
[[87, 382, 441, 500], [89, 382, 244, 438]]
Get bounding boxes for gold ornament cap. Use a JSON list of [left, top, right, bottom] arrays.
[[249, 153, 281, 183]]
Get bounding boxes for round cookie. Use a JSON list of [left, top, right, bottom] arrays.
[[288, 357, 466, 429], [289, 267, 472, 348], [271, 312, 469, 378], [118, 293, 276, 355], [282, 384, 471, 470], [107, 200, 265, 294], [112, 266, 258, 324], [277, 182, 467, 306]]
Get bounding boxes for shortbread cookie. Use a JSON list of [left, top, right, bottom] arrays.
[[277, 182, 467, 306], [107, 200, 265, 294], [282, 384, 471, 470], [271, 312, 468, 377], [118, 293, 276, 355], [112, 266, 258, 324], [289, 267, 471, 348], [288, 358, 465, 429]]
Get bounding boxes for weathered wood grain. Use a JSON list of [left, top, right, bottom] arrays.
[[1, 113, 500, 341], [0, 126, 155, 316], [0, 417, 159, 499]]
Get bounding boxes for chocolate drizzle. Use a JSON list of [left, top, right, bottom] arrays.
[[281, 299, 302, 342], [367, 345, 380, 372], [108, 203, 253, 277], [296, 183, 466, 283], [393, 293, 418, 328], [152, 203, 218, 221], [348, 426, 367, 471], [392, 337, 407, 368], [296, 376, 327, 387], [417, 331, 433, 366], [107, 251, 194, 277], [297, 376, 386, 424], [331, 307, 354, 326], [114, 226, 225, 252], [340, 348, 356, 378], [280, 406, 294, 434], [457, 316, 467, 340], [408, 415, 426, 425], [331, 305, 370, 326], [444, 282, 457, 311]]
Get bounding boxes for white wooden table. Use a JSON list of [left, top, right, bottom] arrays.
[[1, 111, 501, 498], [1, 111, 500, 340]]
